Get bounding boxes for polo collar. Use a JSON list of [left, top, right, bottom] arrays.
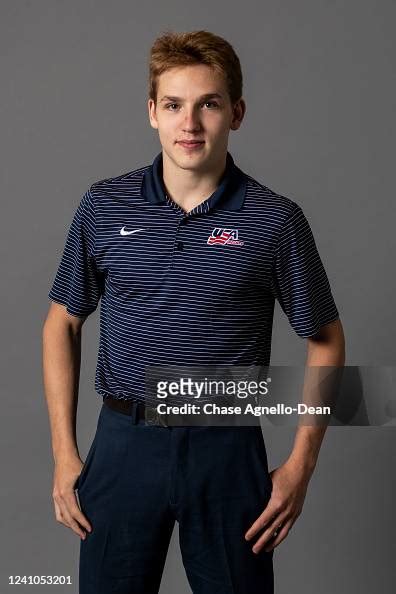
[[140, 150, 247, 212]]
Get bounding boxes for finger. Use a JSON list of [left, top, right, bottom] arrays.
[[264, 519, 293, 552], [54, 500, 67, 526], [56, 493, 90, 540], [251, 514, 289, 554], [71, 494, 93, 534], [244, 500, 282, 541], [61, 505, 88, 540], [54, 498, 70, 526], [53, 499, 62, 519]]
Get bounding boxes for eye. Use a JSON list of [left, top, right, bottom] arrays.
[[164, 101, 219, 111]]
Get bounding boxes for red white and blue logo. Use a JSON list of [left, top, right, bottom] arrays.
[[207, 228, 244, 246]]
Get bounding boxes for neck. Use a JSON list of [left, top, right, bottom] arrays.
[[162, 150, 227, 213]]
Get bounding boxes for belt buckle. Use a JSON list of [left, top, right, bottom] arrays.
[[145, 405, 168, 427]]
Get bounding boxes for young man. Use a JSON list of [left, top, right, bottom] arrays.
[[43, 30, 345, 594]]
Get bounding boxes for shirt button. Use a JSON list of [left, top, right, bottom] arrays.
[[180, 217, 188, 225], [176, 241, 184, 251]]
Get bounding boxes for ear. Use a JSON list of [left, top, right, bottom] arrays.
[[230, 98, 246, 131], [148, 98, 159, 130]]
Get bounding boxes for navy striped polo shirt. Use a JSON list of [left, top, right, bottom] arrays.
[[48, 151, 339, 402]]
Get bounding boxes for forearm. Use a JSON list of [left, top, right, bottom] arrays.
[[42, 319, 82, 464], [287, 322, 345, 479]]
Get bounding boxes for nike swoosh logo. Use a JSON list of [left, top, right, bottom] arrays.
[[120, 227, 145, 236]]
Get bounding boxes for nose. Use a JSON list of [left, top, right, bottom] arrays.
[[182, 106, 202, 133]]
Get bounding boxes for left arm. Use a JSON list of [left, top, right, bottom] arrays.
[[245, 318, 345, 553], [287, 317, 346, 479]]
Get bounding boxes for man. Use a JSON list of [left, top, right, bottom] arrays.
[[42, 30, 345, 594]]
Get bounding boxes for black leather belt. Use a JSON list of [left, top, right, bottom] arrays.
[[103, 395, 168, 426]]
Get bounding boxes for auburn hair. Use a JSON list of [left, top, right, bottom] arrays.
[[148, 29, 243, 106]]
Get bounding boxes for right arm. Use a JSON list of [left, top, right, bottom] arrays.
[[42, 302, 92, 540]]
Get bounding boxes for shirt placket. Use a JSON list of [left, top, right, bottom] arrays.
[[165, 194, 211, 266]]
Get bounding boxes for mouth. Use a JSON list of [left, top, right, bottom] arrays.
[[177, 140, 205, 150]]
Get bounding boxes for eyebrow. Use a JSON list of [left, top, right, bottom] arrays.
[[159, 93, 223, 103]]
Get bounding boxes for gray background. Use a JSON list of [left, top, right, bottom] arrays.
[[1, 0, 395, 592]]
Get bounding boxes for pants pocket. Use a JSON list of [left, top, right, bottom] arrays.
[[74, 432, 99, 492], [74, 408, 105, 492], [252, 426, 273, 493], [74, 404, 102, 491]]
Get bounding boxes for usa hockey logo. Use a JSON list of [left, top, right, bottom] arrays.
[[207, 228, 244, 246]]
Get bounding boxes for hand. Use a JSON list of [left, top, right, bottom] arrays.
[[244, 459, 311, 553], [52, 457, 93, 540]]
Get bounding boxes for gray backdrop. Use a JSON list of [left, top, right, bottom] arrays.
[[1, 0, 395, 592]]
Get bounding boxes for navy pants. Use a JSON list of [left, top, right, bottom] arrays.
[[76, 401, 274, 593]]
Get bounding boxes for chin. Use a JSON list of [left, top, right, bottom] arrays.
[[165, 145, 208, 168]]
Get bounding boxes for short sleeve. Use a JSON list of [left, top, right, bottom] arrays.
[[270, 204, 339, 338], [48, 190, 103, 318]]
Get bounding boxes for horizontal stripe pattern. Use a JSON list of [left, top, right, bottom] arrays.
[[48, 157, 339, 402]]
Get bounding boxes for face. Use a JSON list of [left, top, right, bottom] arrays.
[[148, 64, 245, 172]]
